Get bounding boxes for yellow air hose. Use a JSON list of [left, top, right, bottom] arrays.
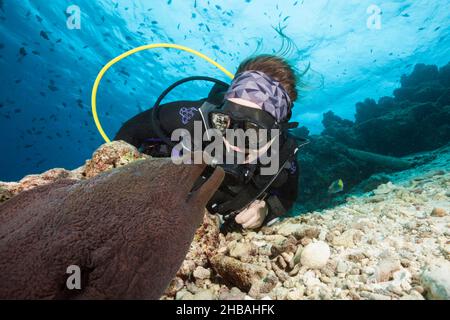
[[91, 43, 234, 143]]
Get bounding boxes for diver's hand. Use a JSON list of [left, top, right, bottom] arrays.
[[235, 200, 268, 229]]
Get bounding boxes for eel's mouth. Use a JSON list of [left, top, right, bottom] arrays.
[[187, 164, 224, 204], [189, 165, 217, 194]]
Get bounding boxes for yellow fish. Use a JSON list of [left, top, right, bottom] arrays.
[[328, 179, 344, 194]]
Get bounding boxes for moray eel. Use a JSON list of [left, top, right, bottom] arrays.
[[0, 158, 224, 299]]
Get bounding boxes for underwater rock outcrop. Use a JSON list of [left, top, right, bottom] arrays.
[[322, 62, 450, 156], [294, 62, 450, 212], [0, 142, 224, 299], [0, 141, 145, 203], [1, 140, 448, 300]]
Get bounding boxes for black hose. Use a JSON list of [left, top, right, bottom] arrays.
[[151, 76, 229, 147]]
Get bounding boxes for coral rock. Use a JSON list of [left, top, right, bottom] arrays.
[[0, 168, 81, 203], [374, 258, 402, 283], [83, 140, 146, 178], [431, 207, 447, 217], [210, 255, 276, 297], [193, 266, 211, 280], [420, 260, 450, 300], [332, 229, 362, 248], [300, 241, 331, 269], [228, 241, 257, 262]]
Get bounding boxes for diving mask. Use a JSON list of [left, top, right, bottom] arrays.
[[209, 100, 280, 150]]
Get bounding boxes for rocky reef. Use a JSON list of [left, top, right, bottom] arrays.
[[1, 62, 449, 300], [293, 62, 450, 212], [163, 148, 450, 300], [1, 139, 449, 300], [0, 141, 146, 203], [323, 62, 450, 156]]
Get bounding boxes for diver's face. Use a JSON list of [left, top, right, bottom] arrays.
[[222, 98, 277, 163]]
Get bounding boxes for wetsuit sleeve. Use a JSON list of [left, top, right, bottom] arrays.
[[114, 83, 227, 148], [114, 100, 203, 148]]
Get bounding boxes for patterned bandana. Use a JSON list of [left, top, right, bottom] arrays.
[[224, 70, 292, 121]]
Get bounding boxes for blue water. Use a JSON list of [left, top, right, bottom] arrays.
[[0, 0, 449, 181]]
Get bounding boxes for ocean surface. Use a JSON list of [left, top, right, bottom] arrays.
[[0, 0, 449, 181]]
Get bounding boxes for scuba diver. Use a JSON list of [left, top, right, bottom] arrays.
[[114, 55, 308, 233]]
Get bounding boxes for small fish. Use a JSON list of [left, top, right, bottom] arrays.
[[18, 47, 27, 58], [40, 31, 50, 40], [328, 179, 344, 194], [119, 69, 130, 77]]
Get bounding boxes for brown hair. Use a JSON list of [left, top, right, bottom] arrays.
[[236, 54, 298, 102]]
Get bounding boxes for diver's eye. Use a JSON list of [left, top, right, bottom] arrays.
[[210, 113, 230, 133]]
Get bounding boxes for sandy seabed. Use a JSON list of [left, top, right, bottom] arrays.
[[166, 146, 450, 300], [1, 141, 448, 300]]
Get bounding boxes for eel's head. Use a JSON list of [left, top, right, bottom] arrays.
[[72, 155, 224, 299]]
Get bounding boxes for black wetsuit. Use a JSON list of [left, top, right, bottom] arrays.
[[114, 84, 300, 228]]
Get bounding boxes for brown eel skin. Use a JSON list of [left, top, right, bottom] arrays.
[[0, 158, 224, 299]]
